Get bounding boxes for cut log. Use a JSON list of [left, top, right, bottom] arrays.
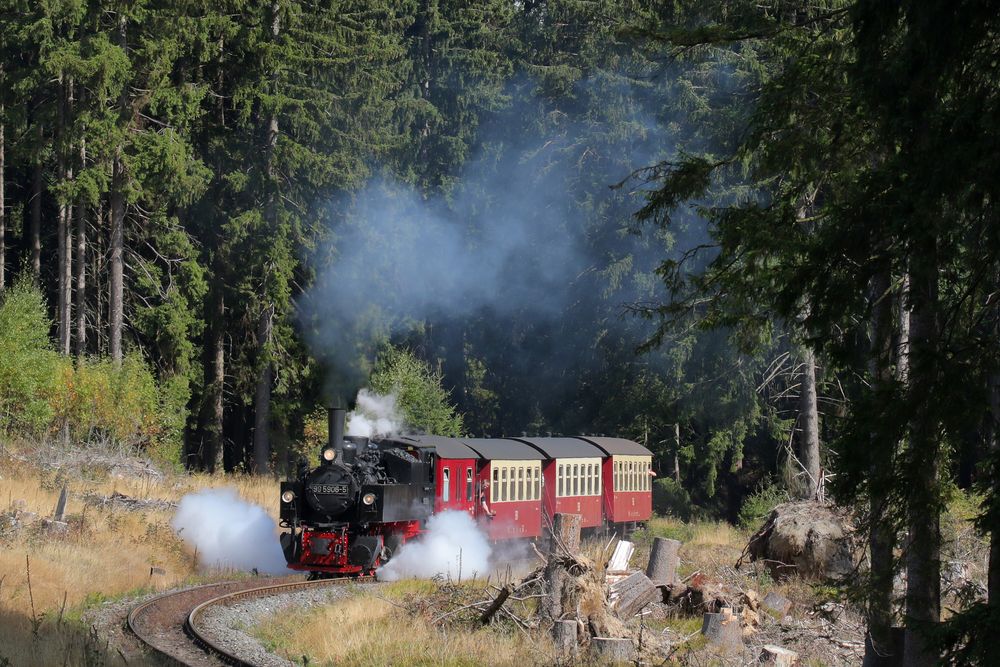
[[762, 591, 793, 617], [646, 537, 681, 584], [552, 619, 578, 656], [610, 571, 658, 618], [759, 644, 799, 666], [590, 637, 635, 663], [608, 539, 634, 572], [701, 610, 742, 653]]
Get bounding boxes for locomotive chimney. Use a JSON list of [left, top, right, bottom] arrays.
[[328, 406, 346, 454]]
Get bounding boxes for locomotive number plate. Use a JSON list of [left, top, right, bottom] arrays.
[[310, 484, 348, 494]]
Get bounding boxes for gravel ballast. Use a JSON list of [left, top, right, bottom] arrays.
[[194, 581, 378, 667]]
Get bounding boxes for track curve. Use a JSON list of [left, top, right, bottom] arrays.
[[184, 578, 355, 666], [127, 576, 349, 666]]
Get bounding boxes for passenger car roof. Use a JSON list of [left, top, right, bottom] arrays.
[[511, 437, 606, 459], [575, 436, 652, 456], [461, 438, 546, 460]]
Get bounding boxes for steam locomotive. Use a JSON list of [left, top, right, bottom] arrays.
[[279, 407, 654, 576]]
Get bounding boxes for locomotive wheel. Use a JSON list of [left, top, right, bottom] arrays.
[[382, 534, 403, 563]]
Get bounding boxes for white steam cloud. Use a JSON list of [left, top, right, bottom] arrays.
[[346, 389, 404, 437], [377, 511, 491, 581], [171, 488, 288, 574]]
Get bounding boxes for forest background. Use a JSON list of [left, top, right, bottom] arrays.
[[0, 1, 998, 663]]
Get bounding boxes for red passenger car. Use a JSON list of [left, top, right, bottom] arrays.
[[463, 438, 545, 540], [580, 437, 654, 527], [514, 437, 606, 529]]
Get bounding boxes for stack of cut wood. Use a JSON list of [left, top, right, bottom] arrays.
[[471, 515, 802, 664]]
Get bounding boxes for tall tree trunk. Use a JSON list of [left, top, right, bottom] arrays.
[[109, 16, 127, 366], [252, 306, 273, 475], [197, 284, 226, 472], [93, 199, 104, 355], [986, 266, 1000, 660], [30, 124, 41, 279], [897, 272, 910, 382], [75, 136, 86, 356], [57, 73, 70, 354], [988, 359, 999, 607], [0, 112, 5, 293], [864, 268, 897, 667], [673, 422, 681, 483], [251, 0, 281, 476], [798, 347, 821, 499], [109, 157, 124, 365], [902, 237, 941, 667]]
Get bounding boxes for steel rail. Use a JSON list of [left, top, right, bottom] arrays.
[[127, 581, 237, 667], [184, 578, 354, 667]]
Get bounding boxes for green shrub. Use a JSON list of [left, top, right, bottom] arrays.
[[738, 480, 789, 529], [51, 354, 162, 447], [0, 279, 58, 435], [0, 278, 181, 464], [653, 477, 695, 521]]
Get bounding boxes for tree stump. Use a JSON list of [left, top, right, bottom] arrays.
[[701, 609, 742, 653], [610, 571, 658, 618], [760, 644, 799, 666], [552, 512, 582, 553], [552, 619, 578, 657], [544, 513, 582, 620], [590, 637, 635, 663], [645, 537, 680, 584], [54, 484, 68, 522]]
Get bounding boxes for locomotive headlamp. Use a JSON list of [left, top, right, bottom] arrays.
[[322, 448, 336, 462], [281, 490, 295, 503], [362, 493, 376, 506]]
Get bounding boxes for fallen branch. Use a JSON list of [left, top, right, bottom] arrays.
[[480, 584, 513, 625]]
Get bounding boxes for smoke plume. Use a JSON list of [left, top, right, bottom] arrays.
[[346, 389, 404, 437], [171, 488, 287, 574], [376, 510, 491, 581]]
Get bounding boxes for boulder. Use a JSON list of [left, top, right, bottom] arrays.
[[761, 591, 793, 617], [760, 644, 799, 665], [745, 501, 857, 580]]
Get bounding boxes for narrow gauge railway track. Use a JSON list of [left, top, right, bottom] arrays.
[[127, 577, 354, 666]]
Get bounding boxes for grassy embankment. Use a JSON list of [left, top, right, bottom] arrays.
[[251, 518, 770, 667], [256, 578, 558, 667], [0, 439, 279, 667]]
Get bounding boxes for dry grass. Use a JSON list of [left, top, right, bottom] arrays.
[[255, 581, 557, 667], [0, 439, 281, 666], [631, 516, 747, 578]]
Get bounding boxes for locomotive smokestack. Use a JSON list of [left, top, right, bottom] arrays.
[[328, 406, 346, 453]]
